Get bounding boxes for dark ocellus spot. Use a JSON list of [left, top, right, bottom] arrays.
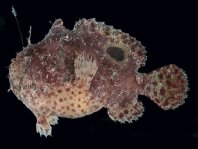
[[106, 47, 125, 61]]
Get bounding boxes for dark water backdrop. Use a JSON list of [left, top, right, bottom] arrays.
[[0, 0, 197, 148]]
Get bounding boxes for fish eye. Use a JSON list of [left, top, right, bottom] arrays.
[[106, 46, 125, 61]]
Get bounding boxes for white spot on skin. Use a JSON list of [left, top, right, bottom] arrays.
[[30, 88, 37, 97], [43, 85, 49, 93], [63, 35, 70, 41], [136, 73, 143, 84]]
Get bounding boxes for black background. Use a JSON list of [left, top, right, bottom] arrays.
[[0, 0, 198, 148]]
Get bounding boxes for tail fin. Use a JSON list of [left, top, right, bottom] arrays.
[[144, 64, 189, 110]]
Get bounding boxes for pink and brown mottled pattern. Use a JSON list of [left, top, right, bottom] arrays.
[[144, 64, 188, 110], [9, 18, 188, 137]]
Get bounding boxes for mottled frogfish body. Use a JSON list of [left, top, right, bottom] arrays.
[[9, 18, 188, 137]]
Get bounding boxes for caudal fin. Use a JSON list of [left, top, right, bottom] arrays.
[[144, 64, 189, 110]]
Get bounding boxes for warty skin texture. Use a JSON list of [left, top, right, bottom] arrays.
[[9, 19, 188, 137]]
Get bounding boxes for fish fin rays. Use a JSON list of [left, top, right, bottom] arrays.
[[35, 115, 59, 137], [74, 53, 98, 87], [107, 98, 144, 123], [144, 64, 189, 110]]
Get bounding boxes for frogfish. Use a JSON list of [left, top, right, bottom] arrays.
[[9, 18, 189, 137]]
